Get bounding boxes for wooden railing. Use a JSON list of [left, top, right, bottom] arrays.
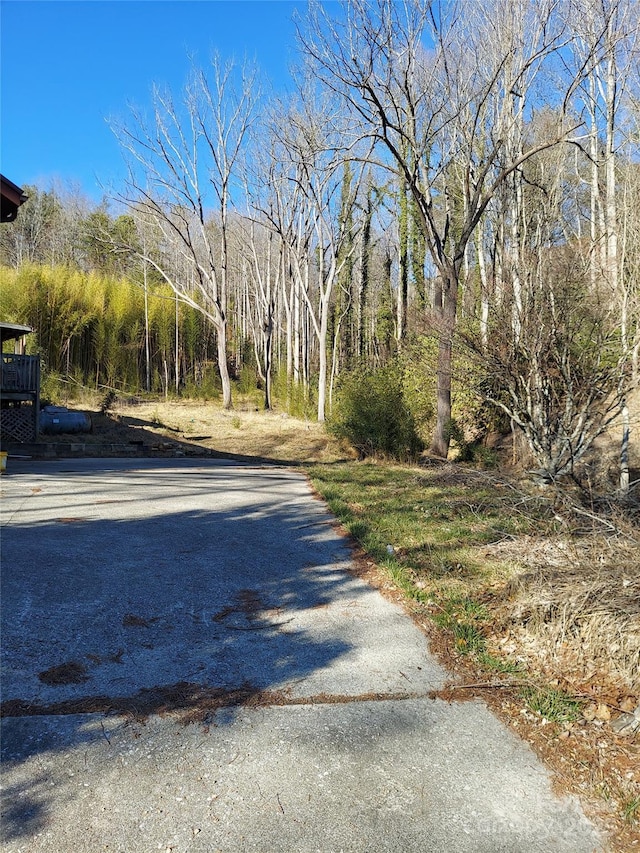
[[1, 353, 40, 395]]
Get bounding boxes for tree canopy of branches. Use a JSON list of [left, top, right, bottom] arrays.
[[298, 0, 605, 455], [113, 54, 260, 409]]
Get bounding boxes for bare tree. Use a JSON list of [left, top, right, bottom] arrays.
[[236, 217, 281, 410], [113, 55, 259, 409], [299, 0, 586, 455], [618, 153, 640, 493], [250, 92, 368, 421], [565, 0, 639, 490], [287, 102, 366, 422], [0, 182, 90, 267], [464, 245, 627, 479], [245, 102, 314, 406]]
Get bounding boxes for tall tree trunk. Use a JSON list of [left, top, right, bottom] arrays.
[[175, 293, 180, 394], [359, 182, 373, 360], [397, 171, 409, 344], [604, 32, 618, 297], [620, 400, 630, 494], [476, 219, 490, 352], [143, 258, 151, 393], [263, 316, 273, 410], [317, 295, 330, 422], [217, 322, 232, 409], [430, 269, 457, 457]]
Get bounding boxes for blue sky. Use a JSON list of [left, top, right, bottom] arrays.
[[1, 0, 306, 202]]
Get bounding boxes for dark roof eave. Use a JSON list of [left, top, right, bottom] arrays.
[[0, 322, 34, 343], [0, 175, 28, 223]]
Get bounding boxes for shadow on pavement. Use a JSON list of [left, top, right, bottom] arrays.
[[1, 462, 366, 842], [1, 465, 358, 743]]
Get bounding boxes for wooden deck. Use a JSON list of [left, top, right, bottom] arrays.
[[1, 353, 40, 443], [1, 353, 40, 395]]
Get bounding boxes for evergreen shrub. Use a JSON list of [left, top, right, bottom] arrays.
[[328, 362, 424, 461]]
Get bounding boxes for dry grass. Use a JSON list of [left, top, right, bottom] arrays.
[[41, 394, 351, 464], [110, 398, 350, 464], [488, 534, 640, 694]]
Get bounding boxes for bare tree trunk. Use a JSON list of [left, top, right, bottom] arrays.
[[431, 271, 457, 457], [263, 316, 273, 411], [284, 251, 294, 388], [294, 261, 303, 387], [358, 179, 373, 360], [317, 294, 330, 421], [397, 170, 409, 345], [215, 321, 230, 407], [620, 400, 630, 494], [175, 292, 180, 395], [476, 220, 490, 352], [604, 22, 619, 297], [588, 76, 604, 291], [143, 257, 151, 393]]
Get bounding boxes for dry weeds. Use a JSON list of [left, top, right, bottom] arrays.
[[487, 534, 640, 695], [38, 394, 350, 464]]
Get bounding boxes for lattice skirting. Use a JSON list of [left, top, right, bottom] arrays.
[[1, 404, 37, 443]]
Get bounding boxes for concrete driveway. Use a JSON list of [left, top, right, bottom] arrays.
[[1, 459, 602, 852]]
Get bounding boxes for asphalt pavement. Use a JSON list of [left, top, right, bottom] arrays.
[[0, 458, 603, 852]]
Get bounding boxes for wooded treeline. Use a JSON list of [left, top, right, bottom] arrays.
[[1, 0, 638, 483]]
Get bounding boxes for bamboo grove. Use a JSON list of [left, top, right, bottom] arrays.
[[0, 261, 218, 399], [1, 0, 639, 483]]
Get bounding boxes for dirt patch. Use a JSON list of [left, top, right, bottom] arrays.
[[212, 589, 292, 632], [1, 682, 259, 722], [38, 661, 89, 686], [122, 613, 157, 628], [213, 589, 267, 621]]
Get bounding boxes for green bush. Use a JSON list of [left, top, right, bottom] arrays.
[[39, 370, 64, 406], [328, 362, 424, 461], [399, 340, 436, 443]]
